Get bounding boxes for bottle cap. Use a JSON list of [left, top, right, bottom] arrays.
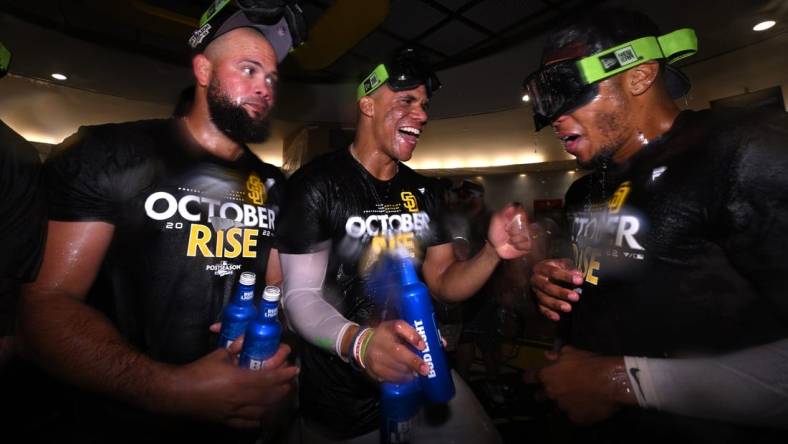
[[263, 285, 281, 302], [239, 272, 256, 286]]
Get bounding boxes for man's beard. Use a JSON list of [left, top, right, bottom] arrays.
[[577, 107, 628, 171], [207, 78, 270, 144]]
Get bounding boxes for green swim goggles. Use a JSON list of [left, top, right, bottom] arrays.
[[524, 28, 698, 130], [357, 48, 442, 101]]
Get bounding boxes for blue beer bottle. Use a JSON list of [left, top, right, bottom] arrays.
[[397, 257, 455, 403], [380, 379, 421, 444], [217, 272, 257, 349], [239, 285, 282, 370]]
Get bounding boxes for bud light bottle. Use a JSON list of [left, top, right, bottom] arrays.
[[218, 272, 257, 349], [380, 379, 421, 444], [397, 257, 455, 403], [239, 286, 282, 370]]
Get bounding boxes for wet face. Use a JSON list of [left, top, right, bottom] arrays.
[[204, 28, 278, 143], [371, 84, 429, 162], [551, 77, 635, 168]]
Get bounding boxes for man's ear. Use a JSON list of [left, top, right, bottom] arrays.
[[625, 60, 659, 96], [193, 54, 212, 88], [359, 96, 375, 118]]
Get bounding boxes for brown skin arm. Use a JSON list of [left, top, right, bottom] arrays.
[[18, 221, 298, 429], [536, 346, 637, 425], [423, 203, 532, 303]]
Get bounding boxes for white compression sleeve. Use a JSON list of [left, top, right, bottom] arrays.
[[625, 339, 788, 428], [280, 249, 355, 360]]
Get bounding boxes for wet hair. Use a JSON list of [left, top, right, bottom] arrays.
[[542, 8, 662, 63], [541, 8, 689, 96]]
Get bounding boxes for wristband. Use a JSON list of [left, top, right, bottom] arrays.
[[359, 329, 376, 368], [348, 327, 371, 371]]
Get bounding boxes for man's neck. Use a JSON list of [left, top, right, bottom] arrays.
[[613, 97, 681, 164], [350, 140, 399, 181], [182, 107, 244, 162]]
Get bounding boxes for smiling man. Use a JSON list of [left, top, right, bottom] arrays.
[[276, 48, 530, 442], [524, 8, 788, 443], [17, 2, 304, 442]]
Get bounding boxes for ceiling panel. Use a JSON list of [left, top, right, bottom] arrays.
[[464, 0, 546, 33], [350, 30, 405, 63], [434, 0, 478, 11], [382, 0, 447, 40], [419, 19, 488, 56]]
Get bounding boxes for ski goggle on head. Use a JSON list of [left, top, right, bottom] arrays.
[[524, 28, 697, 131], [357, 48, 442, 101], [0, 42, 10, 79]]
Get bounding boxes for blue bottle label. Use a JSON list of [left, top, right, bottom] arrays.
[[239, 338, 279, 370], [264, 306, 278, 319], [412, 319, 436, 379], [240, 289, 254, 301]]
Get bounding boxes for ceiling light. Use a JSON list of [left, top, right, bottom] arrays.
[[753, 20, 775, 31], [568, 170, 575, 175], [51, 73, 68, 81], [522, 94, 530, 102], [519, 173, 526, 178]]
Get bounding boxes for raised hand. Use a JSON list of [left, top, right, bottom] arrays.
[[487, 203, 532, 259]]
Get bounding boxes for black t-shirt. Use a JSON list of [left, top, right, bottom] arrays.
[[0, 119, 46, 282], [277, 148, 449, 438], [44, 119, 284, 441], [0, 120, 46, 335], [562, 109, 788, 442]]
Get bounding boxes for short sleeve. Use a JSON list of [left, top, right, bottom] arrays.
[[425, 177, 451, 247], [0, 121, 46, 281], [275, 167, 331, 253], [44, 125, 140, 223], [719, 112, 788, 319]]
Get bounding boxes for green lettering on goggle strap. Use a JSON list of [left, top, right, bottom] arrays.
[[0, 42, 10, 72], [577, 28, 697, 84], [356, 64, 391, 101], [199, 0, 232, 26]]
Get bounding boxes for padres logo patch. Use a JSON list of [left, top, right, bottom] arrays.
[[401, 191, 419, 213], [246, 172, 266, 205]]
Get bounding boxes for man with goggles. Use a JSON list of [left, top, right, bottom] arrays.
[[17, 2, 305, 442], [527, 8, 788, 442], [356, 47, 442, 100], [276, 48, 529, 442]]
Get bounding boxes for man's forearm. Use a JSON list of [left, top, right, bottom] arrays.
[[433, 241, 500, 302], [17, 290, 173, 413], [625, 339, 788, 428]]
